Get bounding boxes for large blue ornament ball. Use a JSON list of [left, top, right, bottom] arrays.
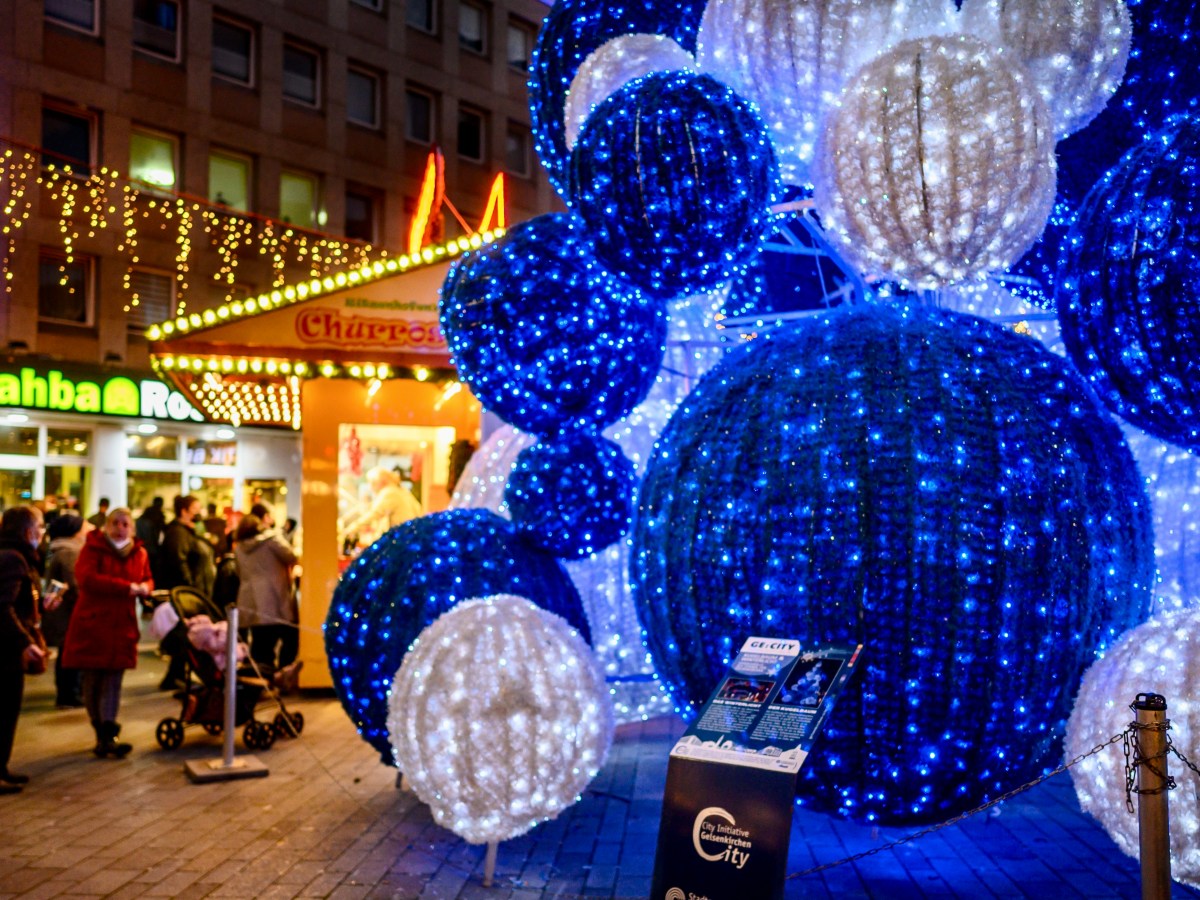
[[1056, 116, 1200, 452], [569, 71, 780, 300], [504, 432, 636, 560], [441, 213, 667, 435], [632, 303, 1155, 824], [529, 0, 706, 198], [325, 509, 589, 762]]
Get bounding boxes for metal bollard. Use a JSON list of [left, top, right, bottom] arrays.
[[1132, 692, 1171, 900]]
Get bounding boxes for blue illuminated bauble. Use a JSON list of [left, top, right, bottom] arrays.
[[504, 432, 636, 560], [632, 302, 1155, 824], [1056, 117, 1200, 452], [569, 71, 780, 300], [325, 509, 588, 762], [441, 213, 667, 436], [529, 0, 706, 197]]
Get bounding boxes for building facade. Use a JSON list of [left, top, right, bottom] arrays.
[[0, 0, 552, 516]]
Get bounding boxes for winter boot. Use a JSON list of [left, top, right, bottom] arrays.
[[94, 721, 132, 759]]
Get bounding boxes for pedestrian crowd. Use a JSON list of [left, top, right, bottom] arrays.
[[0, 494, 302, 793]]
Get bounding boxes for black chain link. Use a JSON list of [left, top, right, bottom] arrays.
[[786, 731, 1127, 880], [1124, 718, 1175, 813], [1167, 730, 1200, 783]]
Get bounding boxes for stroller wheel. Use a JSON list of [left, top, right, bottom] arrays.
[[156, 717, 184, 750], [273, 711, 304, 738], [202, 722, 222, 736], [244, 719, 276, 751]]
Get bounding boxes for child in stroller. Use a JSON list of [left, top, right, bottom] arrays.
[[154, 586, 303, 751]]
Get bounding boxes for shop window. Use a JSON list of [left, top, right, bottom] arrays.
[[41, 104, 94, 173], [406, 0, 435, 33], [45, 464, 89, 503], [344, 188, 377, 243], [133, 0, 181, 61], [128, 267, 176, 328], [405, 88, 434, 144], [0, 427, 39, 457], [126, 433, 180, 461], [458, 1, 486, 55], [505, 121, 530, 177], [45, 0, 97, 33], [186, 440, 237, 466], [38, 249, 94, 325], [457, 106, 486, 163], [212, 15, 254, 85], [129, 128, 177, 190], [283, 41, 320, 107], [280, 170, 318, 228], [209, 150, 251, 211], [127, 469, 182, 516], [46, 428, 91, 457], [507, 19, 533, 72], [0, 469, 36, 504], [347, 66, 380, 129]]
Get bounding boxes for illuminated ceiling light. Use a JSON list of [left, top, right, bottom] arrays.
[[413, 366, 430, 382], [215, 427, 235, 439], [5, 412, 29, 423], [137, 422, 158, 434]]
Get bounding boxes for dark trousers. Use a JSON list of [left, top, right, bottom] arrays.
[[0, 651, 24, 774], [248, 624, 298, 674], [55, 652, 81, 705]]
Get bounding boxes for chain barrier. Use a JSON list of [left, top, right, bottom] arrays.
[[786, 730, 1127, 880], [1124, 719, 1174, 812]]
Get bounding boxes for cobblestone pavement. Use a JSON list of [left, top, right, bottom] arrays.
[[2, 650, 1198, 899]]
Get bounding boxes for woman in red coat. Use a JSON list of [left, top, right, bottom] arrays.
[[62, 508, 153, 758]]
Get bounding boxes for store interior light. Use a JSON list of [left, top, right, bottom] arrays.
[[137, 422, 158, 434], [5, 412, 29, 423], [215, 427, 236, 439]]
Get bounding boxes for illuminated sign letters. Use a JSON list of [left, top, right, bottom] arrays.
[[0, 366, 203, 422]]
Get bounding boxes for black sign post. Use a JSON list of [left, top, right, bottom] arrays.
[[650, 639, 862, 900]]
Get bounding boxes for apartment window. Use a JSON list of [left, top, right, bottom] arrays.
[[128, 268, 175, 328], [129, 129, 177, 190], [406, 0, 435, 33], [280, 170, 318, 228], [405, 88, 434, 144], [45, 0, 97, 33], [459, 1, 486, 54], [344, 189, 377, 243], [212, 15, 253, 85], [133, 0, 181, 61], [41, 105, 93, 172], [507, 19, 533, 72], [351, 0, 383, 9], [505, 121, 530, 177], [38, 250, 94, 325], [209, 150, 251, 210], [347, 66, 380, 129], [457, 106, 486, 162], [283, 41, 320, 107]]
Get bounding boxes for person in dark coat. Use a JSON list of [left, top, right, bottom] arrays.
[[135, 497, 166, 582], [235, 515, 299, 681], [0, 506, 48, 792], [203, 502, 229, 557], [156, 495, 215, 690], [61, 509, 153, 758], [42, 513, 89, 708]]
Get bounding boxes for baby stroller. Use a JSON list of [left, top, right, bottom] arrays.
[[155, 586, 304, 752]]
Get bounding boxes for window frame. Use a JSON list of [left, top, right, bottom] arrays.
[[41, 102, 97, 174], [44, 0, 99, 35], [506, 18, 534, 72], [279, 169, 320, 229], [208, 148, 253, 211], [38, 248, 96, 327], [126, 266, 178, 329], [343, 187, 379, 243], [350, 0, 384, 10], [211, 13, 255, 87], [282, 40, 322, 109], [458, 0, 487, 55], [505, 120, 530, 178], [132, 0, 182, 63], [405, 87, 435, 145], [457, 104, 487, 163], [128, 126, 179, 192], [405, 0, 436, 34], [346, 65, 382, 130]]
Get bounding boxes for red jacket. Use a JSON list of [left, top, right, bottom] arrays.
[[61, 530, 153, 670]]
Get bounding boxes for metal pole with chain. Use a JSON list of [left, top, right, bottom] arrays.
[[1132, 692, 1171, 900]]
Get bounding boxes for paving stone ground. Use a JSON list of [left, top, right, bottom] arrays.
[[2, 649, 1198, 899]]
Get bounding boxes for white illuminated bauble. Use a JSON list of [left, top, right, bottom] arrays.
[[564, 34, 696, 152], [387, 595, 614, 845], [1065, 606, 1200, 888], [696, 0, 959, 185], [813, 34, 1057, 288], [960, 0, 1130, 138]]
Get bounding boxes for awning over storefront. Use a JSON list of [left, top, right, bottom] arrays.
[[147, 229, 502, 428]]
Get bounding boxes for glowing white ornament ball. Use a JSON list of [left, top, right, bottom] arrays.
[[564, 34, 696, 152], [813, 34, 1057, 287], [696, 0, 959, 185], [960, 0, 1131, 138], [387, 595, 614, 845], [1066, 606, 1200, 887]]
